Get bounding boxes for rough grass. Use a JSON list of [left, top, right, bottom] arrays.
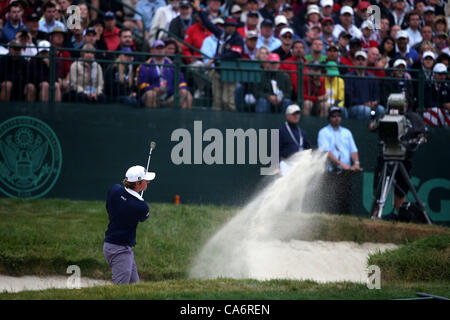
[[1, 279, 449, 300]]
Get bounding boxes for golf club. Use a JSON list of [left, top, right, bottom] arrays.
[[141, 141, 156, 197]]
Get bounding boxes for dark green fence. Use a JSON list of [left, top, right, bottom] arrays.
[[0, 104, 449, 225]]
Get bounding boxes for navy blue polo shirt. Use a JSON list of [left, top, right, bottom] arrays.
[[104, 184, 150, 247]]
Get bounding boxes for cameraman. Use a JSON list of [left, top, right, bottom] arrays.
[[369, 93, 428, 218]]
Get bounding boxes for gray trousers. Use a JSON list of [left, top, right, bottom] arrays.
[[103, 242, 140, 284]]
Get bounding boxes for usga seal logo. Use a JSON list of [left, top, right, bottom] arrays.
[[0, 116, 62, 198]]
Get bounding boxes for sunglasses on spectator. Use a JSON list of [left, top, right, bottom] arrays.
[[282, 34, 293, 39], [330, 114, 341, 118]]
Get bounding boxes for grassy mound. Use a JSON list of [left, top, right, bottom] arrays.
[[368, 234, 450, 282]]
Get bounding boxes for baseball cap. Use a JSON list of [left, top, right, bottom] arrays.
[[355, 50, 367, 59], [329, 106, 342, 114], [320, 0, 333, 7], [340, 6, 354, 15], [361, 20, 374, 30], [433, 63, 447, 73], [321, 17, 334, 24], [349, 37, 362, 46], [308, 60, 323, 70], [396, 30, 409, 40], [246, 30, 259, 39], [261, 19, 274, 27], [83, 27, 97, 36], [357, 1, 371, 10], [180, 0, 190, 8], [231, 4, 242, 14], [393, 59, 407, 68], [281, 4, 293, 11], [27, 12, 40, 21], [50, 26, 66, 34], [268, 53, 280, 62], [285, 104, 301, 115], [326, 43, 339, 51], [307, 5, 321, 16], [224, 18, 239, 26], [422, 51, 435, 60], [275, 15, 288, 26], [104, 11, 115, 20], [152, 39, 165, 48], [37, 40, 51, 53], [423, 6, 435, 14], [339, 31, 352, 39], [212, 17, 225, 25], [280, 27, 294, 37], [125, 165, 155, 182], [119, 47, 133, 55]]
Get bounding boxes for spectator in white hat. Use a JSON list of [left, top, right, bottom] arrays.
[[395, 30, 419, 68], [278, 104, 312, 176], [332, 6, 363, 40], [320, 0, 334, 19], [274, 15, 288, 39], [381, 58, 414, 108], [423, 63, 450, 126], [392, 0, 408, 29], [273, 27, 294, 61]]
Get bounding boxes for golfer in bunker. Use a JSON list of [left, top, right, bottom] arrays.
[[103, 165, 155, 284]]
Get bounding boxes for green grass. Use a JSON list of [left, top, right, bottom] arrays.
[[0, 198, 449, 300], [1, 279, 449, 300]]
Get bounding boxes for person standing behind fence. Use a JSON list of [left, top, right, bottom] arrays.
[[68, 43, 105, 103], [0, 40, 28, 102], [193, 0, 244, 111]]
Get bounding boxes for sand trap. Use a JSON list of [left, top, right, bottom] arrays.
[[190, 151, 399, 283], [0, 275, 111, 293]]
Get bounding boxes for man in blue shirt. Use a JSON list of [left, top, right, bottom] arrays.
[[256, 19, 281, 52], [134, 0, 166, 38], [0, 2, 25, 44], [38, 1, 67, 34], [279, 104, 312, 176], [318, 106, 361, 214], [103, 165, 156, 284]]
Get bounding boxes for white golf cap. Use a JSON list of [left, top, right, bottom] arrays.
[[307, 4, 321, 15], [274, 15, 288, 26], [422, 51, 435, 60], [320, 0, 333, 7], [125, 165, 155, 182], [361, 20, 373, 30], [340, 5, 354, 15], [37, 40, 51, 53], [433, 63, 447, 73], [245, 30, 259, 39], [396, 30, 409, 40], [212, 17, 225, 25], [280, 27, 294, 37], [231, 4, 242, 14], [393, 59, 407, 68], [285, 104, 301, 115], [355, 50, 367, 60]]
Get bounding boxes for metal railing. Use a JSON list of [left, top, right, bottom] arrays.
[[0, 46, 447, 115]]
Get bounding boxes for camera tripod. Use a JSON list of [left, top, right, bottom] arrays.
[[371, 159, 432, 224]]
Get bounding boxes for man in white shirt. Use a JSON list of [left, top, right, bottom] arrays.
[[149, 0, 181, 43], [405, 10, 422, 48], [332, 6, 362, 40]]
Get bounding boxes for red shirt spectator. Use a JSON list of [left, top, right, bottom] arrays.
[[104, 26, 120, 51], [280, 40, 306, 96], [182, 20, 211, 64], [303, 74, 326, 103]]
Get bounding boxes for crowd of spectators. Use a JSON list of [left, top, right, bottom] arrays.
[[0, 0, 449, 125]]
